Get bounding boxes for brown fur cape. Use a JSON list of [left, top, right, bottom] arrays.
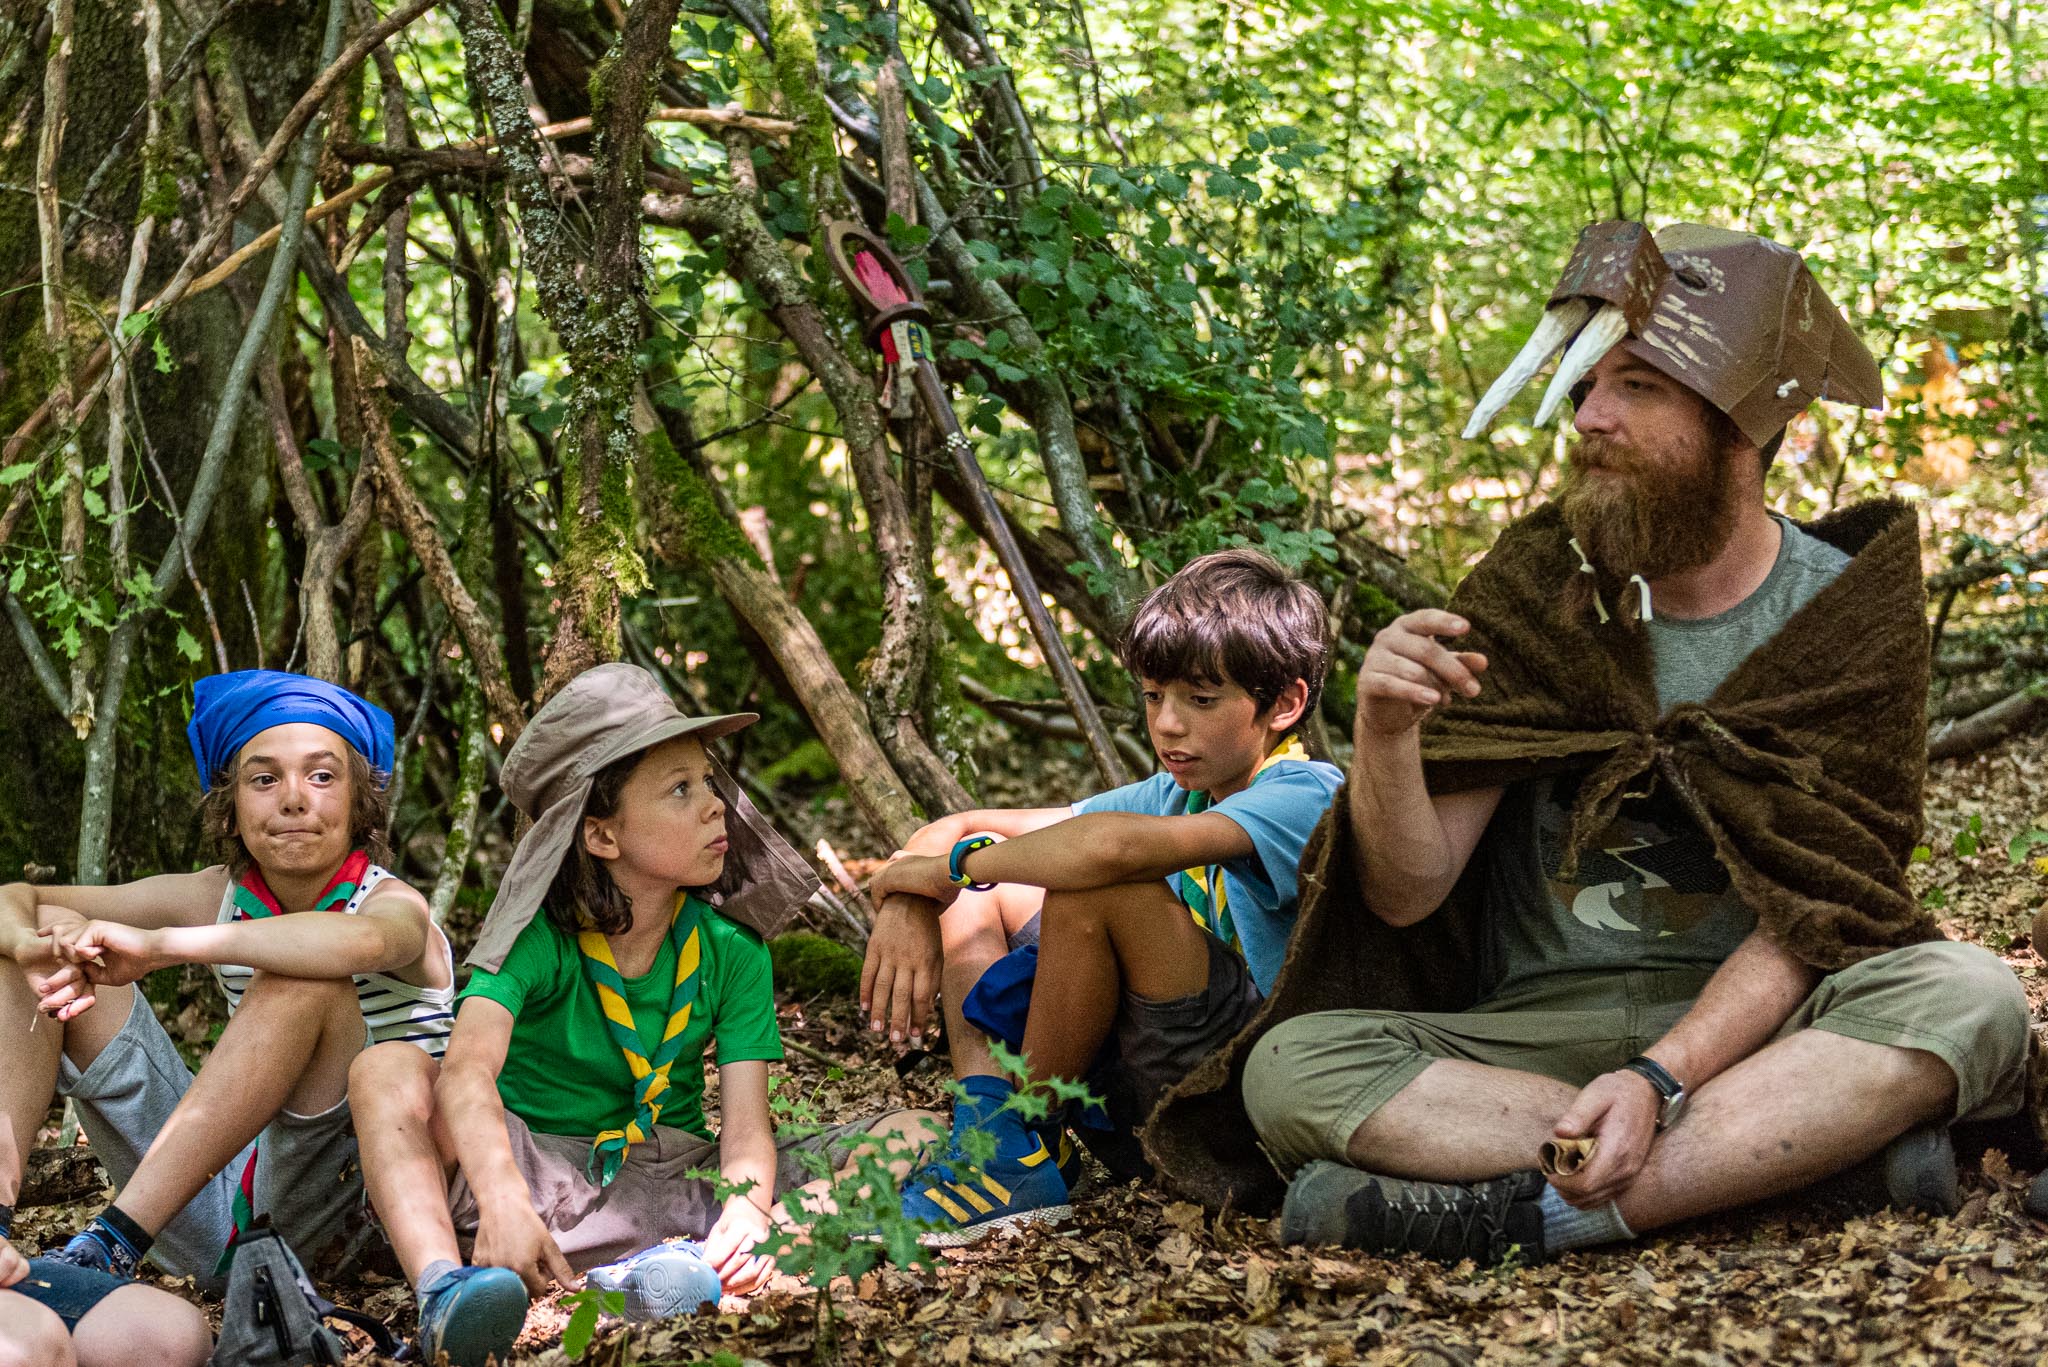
[[1144, 497, 1953, 1215]]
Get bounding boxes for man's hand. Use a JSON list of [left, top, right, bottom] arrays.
[[859, 893, 944, 1045], [472, 1195, 577, 1296], [703, 1194, 776, 1294], [1355, 610, 1488, 738], [1546, 1069, 1662, 1208], [43, 920, 168, 987], [0, 1235, 28, 1290]]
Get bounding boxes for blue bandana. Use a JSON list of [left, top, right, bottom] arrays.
[[186, 670, 396, 792]]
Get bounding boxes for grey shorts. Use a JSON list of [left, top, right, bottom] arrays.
[[1009, 913, 1263, 1181], [58, 990, 369, 1285], [446, 1110, 911, 1272]]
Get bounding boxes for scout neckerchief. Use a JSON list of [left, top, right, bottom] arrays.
[[216, 849, 371, 1273], [578, 893, 704, 1185], [1176, 736, 1309, 951]]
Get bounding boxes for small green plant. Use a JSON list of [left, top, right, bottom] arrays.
[[557, 1286, 628, 1362], [2009, 827, 2048, 866], [1953, 812, 1984, 858]]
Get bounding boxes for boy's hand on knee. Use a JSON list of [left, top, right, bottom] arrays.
[[860, 895, 943, 1045], [0, 1236, 27, 1289], [474, 1199, 576, 1296], [1548, 1071, 1659, 1208], [30, 963, 97, 1021]]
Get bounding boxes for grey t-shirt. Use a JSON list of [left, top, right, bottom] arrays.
[[1481, 517, 1849, 998]]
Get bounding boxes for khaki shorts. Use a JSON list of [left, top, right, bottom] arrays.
[[446, 1110, 929, 1271], [1242, 939, 2033, 1172]]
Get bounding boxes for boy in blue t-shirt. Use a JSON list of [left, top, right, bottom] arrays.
[[864, 548, 1342, 1242]]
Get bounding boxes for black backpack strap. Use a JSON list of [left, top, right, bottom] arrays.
[[319, 1305, 401, 1356]]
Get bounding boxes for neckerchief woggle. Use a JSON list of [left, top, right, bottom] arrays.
[[579, 893, 704, 1185], [1175, 736, 1310, 952], [216, 850, 371, 1274]]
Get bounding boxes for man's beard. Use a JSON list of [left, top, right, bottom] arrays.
[[1555, 429, 1740, 583]]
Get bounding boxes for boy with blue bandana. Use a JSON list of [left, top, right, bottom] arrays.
[[861, 548, 1342, 1243], [0, 670, 454, 1284]]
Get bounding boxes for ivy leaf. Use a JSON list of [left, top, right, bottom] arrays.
[[0, 463, 36, 486], [175, 627, 201, 662], [2010, 829, 2048, 865]]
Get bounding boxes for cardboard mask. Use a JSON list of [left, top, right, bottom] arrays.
[[1462, 220, 1884, 448]]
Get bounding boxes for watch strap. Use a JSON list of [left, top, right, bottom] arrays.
[[1621, 1055, 1682, 1099]]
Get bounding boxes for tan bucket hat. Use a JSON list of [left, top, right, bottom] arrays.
[[466, 661, 820, 972]]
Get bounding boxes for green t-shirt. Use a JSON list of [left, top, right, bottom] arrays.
[[458, 898, 783, 1140]]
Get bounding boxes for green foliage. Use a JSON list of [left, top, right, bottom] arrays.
[[556, 1286, 629, 1362]]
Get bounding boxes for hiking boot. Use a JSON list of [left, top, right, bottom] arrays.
[[1279, 1160, 1548, 1266], [900, 1128, 1072, 1248], [416, 1264, 528, 1367], [1881, 1122, 1960, 1216], [584, 1240, 722, 1320]]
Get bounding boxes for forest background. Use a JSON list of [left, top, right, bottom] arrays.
[[2, 0, 2048, 1359]]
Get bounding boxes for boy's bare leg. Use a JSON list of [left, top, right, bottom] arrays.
[[70, 1284, 214, 1367], [350, 1043, 462, 1283], [937, 884, 1045, 1083], [0, 964, 63, 1207], [1018, 881, 1211, 1085], [114, 973, 365, 1235], [0, 1289, 76, 1367]]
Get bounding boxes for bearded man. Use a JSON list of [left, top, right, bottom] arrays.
[[1139, 222, 2035, 1264]]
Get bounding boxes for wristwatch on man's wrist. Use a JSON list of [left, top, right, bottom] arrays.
[[1621, 1055, 1687, 1130]]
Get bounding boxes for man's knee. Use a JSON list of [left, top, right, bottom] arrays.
[[1243, 1013, 1365, 1168]]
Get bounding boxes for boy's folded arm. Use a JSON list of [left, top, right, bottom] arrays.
[[901, 806, 1075, 856], [434, 998, 533, 1207], [968, 811, 1255, 892], [155, 887, 429, 977], [1, 871, 225, 946]]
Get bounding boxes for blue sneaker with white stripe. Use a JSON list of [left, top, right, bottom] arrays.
[[900, 1079, 1074, 1246]]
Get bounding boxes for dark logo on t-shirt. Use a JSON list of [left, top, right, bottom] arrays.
[[1537, 798, 1731, 936]]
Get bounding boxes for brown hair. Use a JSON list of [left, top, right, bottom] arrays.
[[199, 747, 392, 874], [543, 747, 641, 937], [1120, 547, 1332, 720]]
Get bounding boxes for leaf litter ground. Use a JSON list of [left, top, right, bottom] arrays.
[[12, 733, 2048, 1365]]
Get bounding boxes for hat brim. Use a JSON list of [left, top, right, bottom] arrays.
[[576, 710, 759, 784]]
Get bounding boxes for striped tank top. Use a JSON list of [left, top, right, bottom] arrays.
[[209, 852, 455, 1057]]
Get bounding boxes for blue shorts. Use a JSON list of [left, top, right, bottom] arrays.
[[12, 1258, 126, 1329]]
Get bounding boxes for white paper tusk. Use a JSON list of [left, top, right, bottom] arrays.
[[1461, 299, 1592, 439], [1533, 303, 1629, 427]]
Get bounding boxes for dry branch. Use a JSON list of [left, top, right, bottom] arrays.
[[354, 339, 525, 746]]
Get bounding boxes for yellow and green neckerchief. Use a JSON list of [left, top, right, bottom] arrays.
[[578, 893, 704, 1185], [1176, 736, 1309, 951]]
